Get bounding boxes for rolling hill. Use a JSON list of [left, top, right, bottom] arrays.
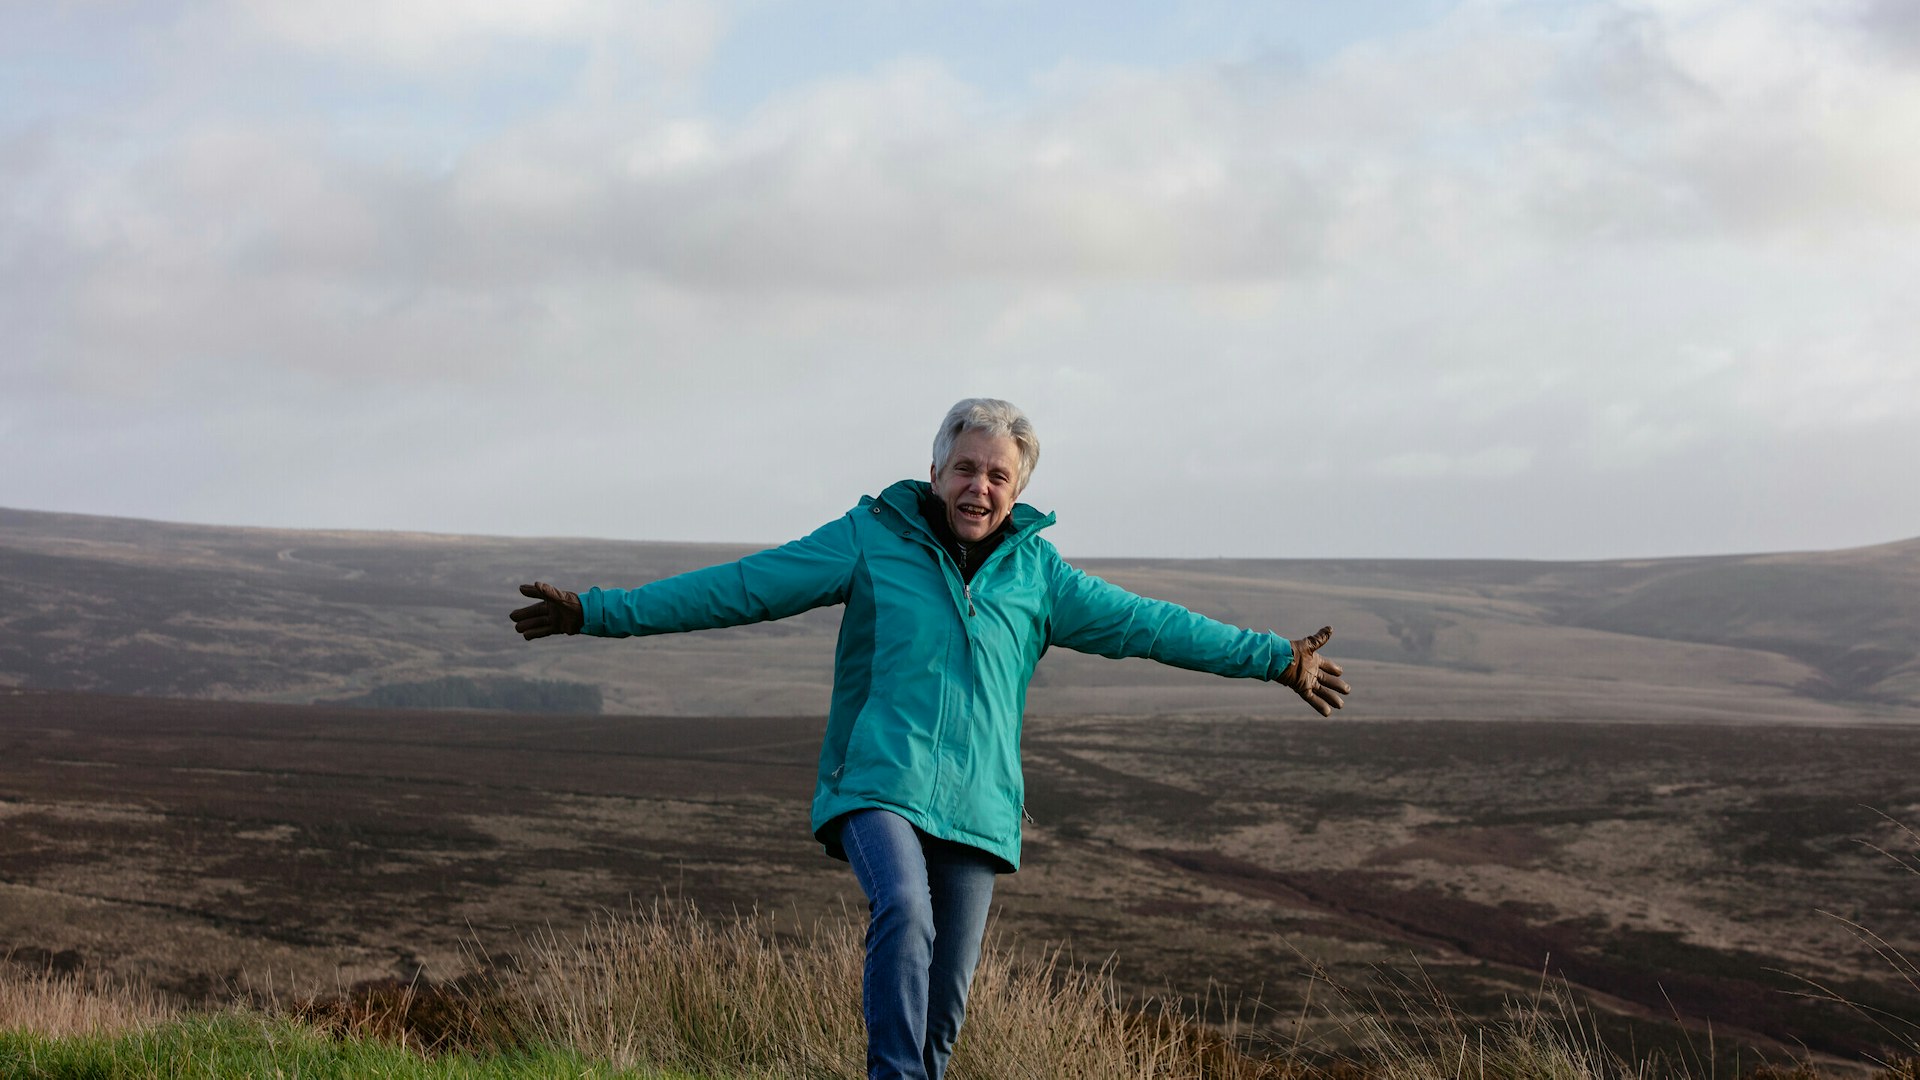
[[2, 505, 1916, 723]]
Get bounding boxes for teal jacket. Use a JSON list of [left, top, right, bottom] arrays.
[[579, 479, 1295, 871]]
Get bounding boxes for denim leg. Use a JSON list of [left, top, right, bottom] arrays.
[[842, 809, 935, 1080], [921, 837, 997, 1080]]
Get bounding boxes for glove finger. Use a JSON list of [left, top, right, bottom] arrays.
[[1318, 658, 1343, 678], [519, 626, 553, 640], [1321, 674, 1352, 695], [1298, 626, 1332, 654], [1304, 690, 1332, 717], [515, 612, 554, 634], [1315, 686, 1345, 711], [519, 583, 547, 599], [509, 602, 548, 622]]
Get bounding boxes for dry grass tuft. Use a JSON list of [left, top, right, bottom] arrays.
[[505, 900, 865, 1077], [498, 899, 1311, 1079], [948, 935, 1307, 1079], [0, 963, 173, 1038]]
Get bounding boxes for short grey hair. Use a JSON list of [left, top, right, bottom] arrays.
[[932, 398, 1041, 493]]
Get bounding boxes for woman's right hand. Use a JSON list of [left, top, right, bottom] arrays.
[[511, 582, 584, 639]]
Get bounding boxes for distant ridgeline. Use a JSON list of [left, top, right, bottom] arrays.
[[6, 504, 1919, 721], [329, 675, 603, 715]]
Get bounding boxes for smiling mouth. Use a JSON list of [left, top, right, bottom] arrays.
[[957, 503, 990, 521]]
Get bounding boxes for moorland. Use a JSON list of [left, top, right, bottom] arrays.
[[3, 506, 1918, 1070]]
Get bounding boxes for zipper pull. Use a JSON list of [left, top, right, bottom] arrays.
[[964, 583, 975, 617]]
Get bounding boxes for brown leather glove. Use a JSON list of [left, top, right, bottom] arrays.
[[1280, 626, 1349, 716], [511, 582, 583, 639]]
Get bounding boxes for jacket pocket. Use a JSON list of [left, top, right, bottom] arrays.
[[834, 690, 888, 793]]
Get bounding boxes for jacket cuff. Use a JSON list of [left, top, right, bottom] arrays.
[[1267, 634, 1295, 682], [579, 586, 609, 636]]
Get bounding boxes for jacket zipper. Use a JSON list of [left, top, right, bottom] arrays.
[[958, 541, 975, 616]]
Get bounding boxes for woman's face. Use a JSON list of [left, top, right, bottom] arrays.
[[931, 429, 1023, 543]]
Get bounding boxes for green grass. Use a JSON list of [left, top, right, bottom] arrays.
[[0, 1012, 704, 1080]]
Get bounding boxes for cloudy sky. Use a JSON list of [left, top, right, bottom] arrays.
[[5, 0, 1917, 559]]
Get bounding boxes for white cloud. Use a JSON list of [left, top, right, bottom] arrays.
[[5, 0, 1920, 557], [225, 0, 726, 79]]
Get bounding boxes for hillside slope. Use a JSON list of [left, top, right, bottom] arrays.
[[2, 506, 1915, 722]]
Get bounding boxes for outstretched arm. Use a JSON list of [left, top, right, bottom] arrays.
[[507, 513, 859, 641], [1047, 558, 1351, 716]]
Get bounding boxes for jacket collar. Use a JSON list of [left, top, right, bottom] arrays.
[[873, 479, 1054, 545]]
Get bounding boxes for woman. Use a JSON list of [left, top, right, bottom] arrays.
[[510, 397, 1349, 1080]]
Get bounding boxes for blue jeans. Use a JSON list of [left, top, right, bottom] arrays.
[[839, 809, 998, 1080]]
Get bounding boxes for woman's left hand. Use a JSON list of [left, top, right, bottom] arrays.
[[1280, 626, 1349, 716]]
